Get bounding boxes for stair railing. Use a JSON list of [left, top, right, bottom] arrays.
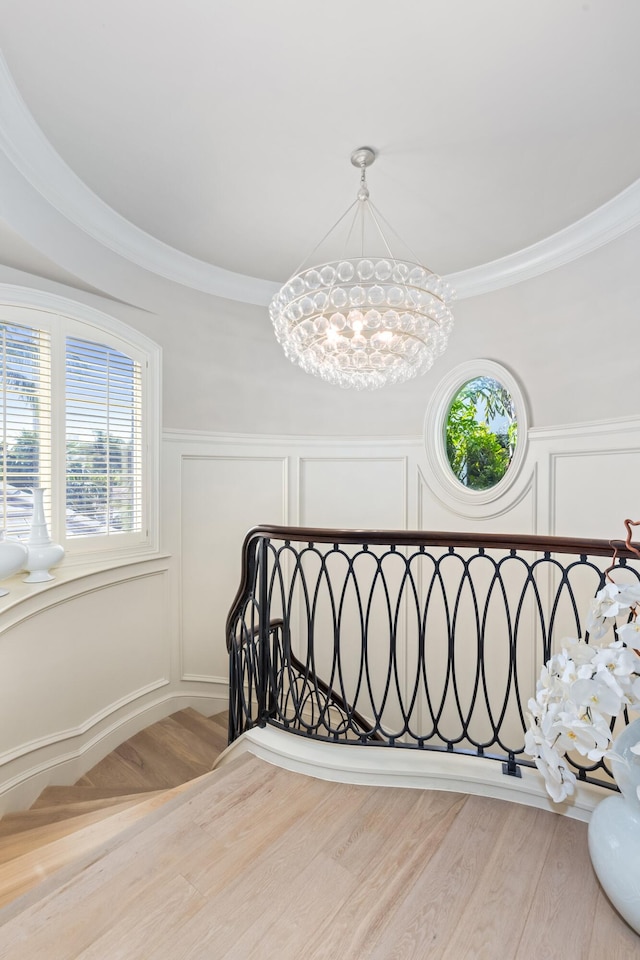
[[226, 526, 640, 788]]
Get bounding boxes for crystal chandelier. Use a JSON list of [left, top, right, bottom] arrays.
[[269, 147, 455, 390]]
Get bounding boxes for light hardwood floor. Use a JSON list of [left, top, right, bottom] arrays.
[[0, 708, 230, 909], [0, 750, 637, 959]]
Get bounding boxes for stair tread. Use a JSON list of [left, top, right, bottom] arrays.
[[0, 791, 165, 837], [0, 793, 170, 910], [0, 799, 147, 866], [0, 765, 221, 869], [75, 715, 224, 791], [0, 754, 251, 914], [30, 785, 155, 809], [170, 708, 229, 753], [0, 709, 231, 907]]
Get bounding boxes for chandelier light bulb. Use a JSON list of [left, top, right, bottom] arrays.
[[269, 147, 455, 390]]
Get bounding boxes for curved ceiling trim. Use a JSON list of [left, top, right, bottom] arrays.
[[449, 179, 640, 298], [0, 54, 277, 306], [1, 53, 639, 306]]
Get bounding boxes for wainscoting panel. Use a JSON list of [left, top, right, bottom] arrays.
[[180, 454, 287, 682], [3, 421, 634, 814], [0, 567, 171, 784], [417, 467, 538, 534], [299, 456, 407, 529], [550, 448, 640, 539]]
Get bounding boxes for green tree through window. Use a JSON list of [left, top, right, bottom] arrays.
[[445, 376, 517, 490]]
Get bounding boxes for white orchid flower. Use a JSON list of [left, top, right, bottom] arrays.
[[570, 676, 623, 718], [533, 741, 576, 803], [616, 620, 640, 648], [614, 583, 640, 607], [585, 610, 610, 640], [552, 712, 611, 760], [563, 637, 599, 666], [594, 582, 636, 617], [585, 583, 637, 640], [526, 578, 640, 803], [629, 675, 640, 704]]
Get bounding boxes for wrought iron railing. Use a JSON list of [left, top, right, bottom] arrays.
[[226, 526, 640, 788]]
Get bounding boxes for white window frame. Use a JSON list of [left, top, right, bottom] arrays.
[[423, 359, 530, 517], [0, 286, 160, 563]]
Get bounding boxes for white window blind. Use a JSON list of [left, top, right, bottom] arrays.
[[0, 323, 52, 538], [65, 337, 143, 539], [0, 301, 155, 558]]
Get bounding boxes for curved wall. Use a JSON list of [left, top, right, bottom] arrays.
[[0, 218, 639, 812], [3, 221, 640, 439]]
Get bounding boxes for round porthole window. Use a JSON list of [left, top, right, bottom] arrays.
[[424, 360, 529, 511], [444, 375, 517, 491]]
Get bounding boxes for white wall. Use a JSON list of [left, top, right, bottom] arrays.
[[2, 222, 638, 439], [166, 414, 640, 699], [1, 221, 639, 811], [133, 224, 640, 435]]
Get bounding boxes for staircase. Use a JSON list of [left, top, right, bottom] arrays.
[[0, 708, 229, 910]]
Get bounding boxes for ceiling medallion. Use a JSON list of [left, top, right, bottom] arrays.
[[269, 147, 455, 390]]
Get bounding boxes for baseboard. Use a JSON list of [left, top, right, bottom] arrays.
[[220, 725, 604, 823], [0, 690, 229, 816]]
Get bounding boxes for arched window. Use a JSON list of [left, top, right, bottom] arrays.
[[0, 290, 159, 560]]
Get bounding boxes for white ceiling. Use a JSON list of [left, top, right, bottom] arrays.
[[1, 0, 640, 298]]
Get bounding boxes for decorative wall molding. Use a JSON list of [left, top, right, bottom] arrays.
[[0, 557, 170, 631], [163, 428, 424, 449], [422, 359, 530, 515], [529, 413, 640, 441], [0, 689, 228, 813], [165, 418, 640, 451], [0, 678, 170, 767], [181, 674, 229, 686], [298, 455, 409, 530], [547, 446, 640, 538], [177, 452, 288, 684], [1, 50, 639, 306]]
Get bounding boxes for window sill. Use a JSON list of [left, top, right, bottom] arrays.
[[0, 552, 172, 624]]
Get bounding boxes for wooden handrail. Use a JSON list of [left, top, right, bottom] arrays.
[[237, 524, 640, 558]]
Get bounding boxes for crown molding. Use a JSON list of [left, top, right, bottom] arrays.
[[1, 52, 639, 306], [449, 180, 640, 299], [0, 53, 277, 306]]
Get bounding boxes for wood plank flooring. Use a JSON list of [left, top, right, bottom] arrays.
[[0, 708, 230, 909], [0, 752, 637, 959]]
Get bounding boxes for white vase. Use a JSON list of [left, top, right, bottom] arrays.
[[23, 487, 64, 583], [0, 532, 29, 596], [588, 717, 640, 935]]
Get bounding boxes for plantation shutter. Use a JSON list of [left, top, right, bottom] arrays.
[[0, 323, 52, 538], [65, 337, 143, 538]]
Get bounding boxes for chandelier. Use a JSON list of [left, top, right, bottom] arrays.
[[269, 147, 455, 390]]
